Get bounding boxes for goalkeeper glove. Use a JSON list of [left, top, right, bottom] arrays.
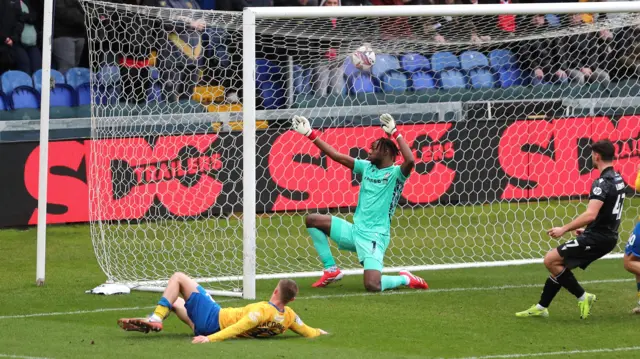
[[292, 115, 319, 141], [380, 113, 401, 139]]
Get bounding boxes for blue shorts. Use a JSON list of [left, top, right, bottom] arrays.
[[184, 285, 221, 336], [624, 222, 640, 258]]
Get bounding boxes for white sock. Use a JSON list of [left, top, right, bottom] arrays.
[[149, 314, 162, 322], [578, 293, 587, 301], [535, 304, 546, 310]]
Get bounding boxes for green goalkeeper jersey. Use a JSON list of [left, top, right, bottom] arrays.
[[352, 159, 409, 236]]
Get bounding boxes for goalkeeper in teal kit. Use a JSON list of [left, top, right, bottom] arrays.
[[291, 114, 428, 292]]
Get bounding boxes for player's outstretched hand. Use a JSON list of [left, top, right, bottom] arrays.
[[319, 329, 329, 335], [380, 113, 397, 136], [192, 335, 211, 344], [548, 227, 566, 238], [292, 115, 312, 137]]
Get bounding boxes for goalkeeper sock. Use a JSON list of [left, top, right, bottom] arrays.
[[538, 275, 562, 308], [151, 297, 172, 322], [381, 275, 409, 292], [636, 282, 640, 305], [555, 269, 585, 299], [308, 228, 336, 270]]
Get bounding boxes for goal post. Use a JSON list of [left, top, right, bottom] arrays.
[[81, 0, 640, 299]]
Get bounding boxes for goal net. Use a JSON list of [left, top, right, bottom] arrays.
[[82, 1, 640, 298]]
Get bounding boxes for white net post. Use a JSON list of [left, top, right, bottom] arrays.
[[243, 9, 257, 300]]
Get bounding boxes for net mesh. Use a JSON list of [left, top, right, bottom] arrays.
[[83, 1, 640, 294]]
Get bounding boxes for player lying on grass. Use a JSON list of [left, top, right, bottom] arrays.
[[117, 272, 328, 343], [291, 113, 428, 292], [623, 164, 640, 313], [516, 140, 627, 319]]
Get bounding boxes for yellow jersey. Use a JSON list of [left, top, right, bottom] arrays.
[[207, 301, 322, 342]]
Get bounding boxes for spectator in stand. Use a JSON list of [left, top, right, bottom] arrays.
[[422, 0, 489, 43], [0, 0, 42, 75], [613, 24, 640, 80], [515, 14, 568, 85], [53, 0, 87, 73], [556, 14, 611, 86], [275, 0, 319, 5]]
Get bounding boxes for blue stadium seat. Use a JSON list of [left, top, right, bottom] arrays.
[[1, 71, 33, 95], [489, 49, 523, 88], [147, 83, 164, 102], [343, 56, 359, 78], [372, 54, 407, 93], [293, 65, 313, 95], [256, 59, 280, 83], [33, 69, 66, 92], [50, 85, 75, 107], [460, 51, 494, 89], [0, 92, 8, 111], [431, 52, 466, 90], [401, 53, 435, 91], [97, 65, 121, 87], [349, 73, 376, 94], [411, 72, 436, 90], [545, 14, 561, 27], [77, 83, 91, 106], [401, 53, 431, 73], [66, 67, 91, 89], [94, 66, 121, 104], [11, 87, 39, 109]]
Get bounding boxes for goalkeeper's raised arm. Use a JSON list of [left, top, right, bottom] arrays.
[[291, 115, 355, 169], [379, 113, 415, 177]]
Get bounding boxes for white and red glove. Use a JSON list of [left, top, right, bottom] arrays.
[[380, 113, 401, 140], [292, 115, 319, 141]]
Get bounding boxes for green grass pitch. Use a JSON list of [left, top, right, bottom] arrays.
[[1, 199, 640, 359]]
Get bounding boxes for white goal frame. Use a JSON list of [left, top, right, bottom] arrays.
[[34, 1, 640, 300]]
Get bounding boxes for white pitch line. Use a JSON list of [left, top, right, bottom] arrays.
[[453, 346, 640, 359], [0, 278, 632, 321], [0, 354, 53, 359]]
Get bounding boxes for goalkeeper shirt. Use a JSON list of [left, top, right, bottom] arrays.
[[207, 301, 322, 342]]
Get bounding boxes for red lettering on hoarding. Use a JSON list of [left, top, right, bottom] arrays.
[[499, 117, 639, 200], [269, 124, 456, 211], [25, 141, 89, 224], [87, 134, 223, 220]]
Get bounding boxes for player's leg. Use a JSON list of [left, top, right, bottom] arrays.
[[171, 297, 195, 331], [307, 214, 350, 287], [305, 214, 336, 270], [623, 223, 640, 312], [358, 234, 427, 292], [118, 272, 201, 332]]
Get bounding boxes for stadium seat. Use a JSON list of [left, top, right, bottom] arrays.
[[349, 73, 376, 94], [372, 54, 407, 93], [1, 71, 33, 95], [343, 56, 359, 78], [49, 85, 75, 107], [431, 52, 466, 90], [401, 53, 431, 73], [66, 67, 91, 89], [11, 87, 39, 109], [545, 14, 561, 27], [33, 69, 66, 92], [489, 49, 523, 88], [460, 51, 494, 89], [256, 59, 281, 83], [0, 92, 7, 111], [293, 65, 313, 95], [258, 80, 286, 109], [97, 65, 121, 87], [401, 53, 435, 91], [76, 83, 91, 106], [147, 83, 164, 102]]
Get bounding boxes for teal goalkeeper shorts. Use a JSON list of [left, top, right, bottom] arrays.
[[330, 216, 388, 271]]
